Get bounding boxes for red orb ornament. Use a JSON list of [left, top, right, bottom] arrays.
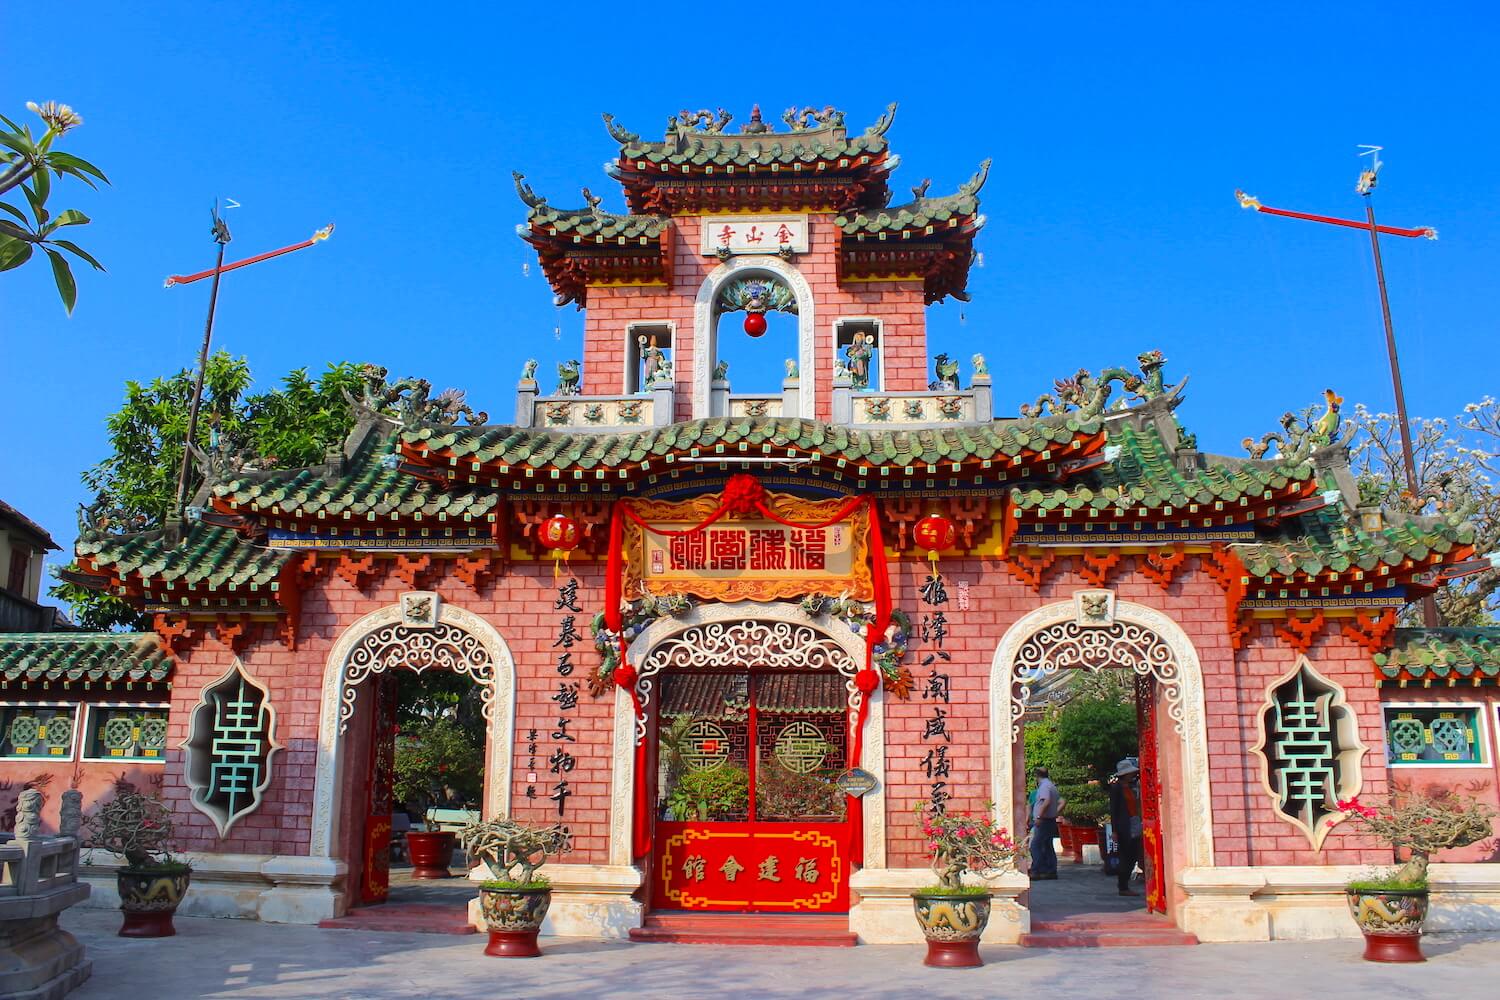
[[743, 311, 768, 337], [538, 513, 581, 551], [913, 513, 957, 554]]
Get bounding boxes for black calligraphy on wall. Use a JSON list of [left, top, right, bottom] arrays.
[[918, 572, 952, 815]]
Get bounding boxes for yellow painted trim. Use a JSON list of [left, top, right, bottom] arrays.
[[587, 279, 670, 289]]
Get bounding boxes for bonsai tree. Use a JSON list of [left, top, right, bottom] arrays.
[[916, 799, 1022, 892], [1335, 788, 1497, 886], [459, 817, 572, 889], [85, 778, 185, 871], [392, 716, 484, 825]]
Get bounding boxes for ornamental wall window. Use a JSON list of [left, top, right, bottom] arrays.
[[1251, 657, 1367, 849], [81, 704, 169, 763], [0, 703, 79, 760], [182, 660, 282, 837], [1383, 704, 1489, 767]]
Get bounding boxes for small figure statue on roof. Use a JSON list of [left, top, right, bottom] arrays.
[[713, 360, 730, 382], [672, 108, 732, 134], [556, 360, 581, 396], [930, 353, 961, 391], [522, 359, 538, 382], [740, 104, 771, 135], [639, 335, 671, 387], [783, 106, 845, 131], [785, 358, 799, 380], [582, 187, 604, 216], [971, 353, 989, 377], [844, 332, 874, 391]]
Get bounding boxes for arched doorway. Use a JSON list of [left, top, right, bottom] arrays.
[[692, 256, 816, 419], [989, 595, 1214, 927], [613, 601, 886, 911], [310, 594, 516, 912]]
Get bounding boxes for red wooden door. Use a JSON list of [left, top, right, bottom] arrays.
[[359, 673, 397, 905], [1134, 673, 1167, 914], [652, 671, 850, 913]]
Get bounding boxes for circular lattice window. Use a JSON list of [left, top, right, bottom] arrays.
[[8, 715, 39, 748], [104, 716, 136, 750], [683, 720, 731, 772], [773, 720, 830, 774]]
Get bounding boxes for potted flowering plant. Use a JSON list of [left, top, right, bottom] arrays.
[[392, 716, 484, 878], [85, 778, 191, 938], [911, 799, 1021, 968], [459, 816, 572, 957], [1334, 789, 1496, 962]]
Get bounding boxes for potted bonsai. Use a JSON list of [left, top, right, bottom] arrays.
[[1334, 789, 1496, 962], [1057, 780, 1108, 864], [911, 799, 1021, 968], [86, 778, 191, 938], [459, 816, 572, 957], [393, 716, 484, 878]]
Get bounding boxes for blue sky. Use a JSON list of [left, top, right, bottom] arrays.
[[4, 2, 1498, 583]]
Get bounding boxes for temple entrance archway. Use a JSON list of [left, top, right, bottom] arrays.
[[989, 596, 1214, 922], [310, 594, 517, 903]]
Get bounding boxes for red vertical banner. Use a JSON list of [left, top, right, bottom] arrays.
[[360, 673, 397, 905], [1134, 673, 1166, 914]]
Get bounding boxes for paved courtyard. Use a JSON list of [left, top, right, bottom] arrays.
[[60, 907, 1500, 1000]]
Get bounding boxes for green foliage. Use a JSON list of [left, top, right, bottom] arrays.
[[51, 357, 368, 630], [0, 102, 109, 313], [1347, 870, 1428, 893], [392, 716, 485, 823], [1023, 714, 1060, 776], [914, 884, 991, 897], [755, 762, 846, 820], [1056, 693, 1138, 782], [394, 669, 486, 753], [480, 877, 552, 891], [666, 764, 749, 821], [1058, 780, 1109, 826]]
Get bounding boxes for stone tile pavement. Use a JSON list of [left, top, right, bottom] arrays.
[[59, 908, 1500, 1000]]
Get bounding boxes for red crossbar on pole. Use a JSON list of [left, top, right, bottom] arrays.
[[165, 224, 334, 287], [1235, 192, 1435, 239]]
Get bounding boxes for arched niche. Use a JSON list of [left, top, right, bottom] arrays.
[[693, 256, 816, 420]]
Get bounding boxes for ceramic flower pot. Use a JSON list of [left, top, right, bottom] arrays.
[[117, 866, 192, 938], [479, 886, 552, 957], [911, 891, 992, 968], [1346, 887, 1429, 963], [406, 830, 457, 879]]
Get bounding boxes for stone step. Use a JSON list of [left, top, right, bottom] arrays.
[[630, 913, 857, 946], [318, 902, 476, 936], [1021, 924, 1199, 948]]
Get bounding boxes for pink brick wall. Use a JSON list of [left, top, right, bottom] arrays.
[[582, 216, 929, 420]]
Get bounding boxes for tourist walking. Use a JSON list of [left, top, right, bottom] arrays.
[[1110, 757, 1144, 896]]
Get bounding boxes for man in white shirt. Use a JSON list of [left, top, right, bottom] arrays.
[[1030, 767, 1064, 880]]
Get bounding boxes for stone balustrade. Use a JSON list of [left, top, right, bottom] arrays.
[[0, 789, 92, 999], [833, 372, 994, 428], [514, 379, 674, 431]]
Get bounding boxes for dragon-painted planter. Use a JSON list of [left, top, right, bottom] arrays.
[[479, 887, 552, 957], [1347, 887, 1428, 963], [912, 891, 992, 968], [117, 867, 191, 938]]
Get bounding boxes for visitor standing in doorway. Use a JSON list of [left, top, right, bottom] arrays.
[[1030, 767, 1064, 880], [1110, 757, 1143, 896]]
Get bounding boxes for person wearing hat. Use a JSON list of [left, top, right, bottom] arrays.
[[1108, 757, 1143, 897]]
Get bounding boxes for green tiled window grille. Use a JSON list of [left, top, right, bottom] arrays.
[[83, 706, 169, 761], [0, 705, 78, 759], [1384, 706, 1484, 765], [1260, 664, 1359, 843]]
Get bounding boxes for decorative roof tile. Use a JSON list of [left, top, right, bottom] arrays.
[[1375, 628, 1500, 684], [836, 161, 989, 239], [0, 633, 173, 687], [77, 523, 289, 590], [1234, 505, 1472, 580]]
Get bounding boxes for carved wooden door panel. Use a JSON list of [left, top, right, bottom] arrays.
[[1135, 672, 1166, 914], [359, 673, 398, 905]]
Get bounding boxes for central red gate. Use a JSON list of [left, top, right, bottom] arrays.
[[651, 670, 851, 913]]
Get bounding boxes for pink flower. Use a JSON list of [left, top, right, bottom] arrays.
[[926, 841, 939, 852]]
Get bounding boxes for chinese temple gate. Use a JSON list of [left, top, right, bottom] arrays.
[[5, 102, 1500, 945]]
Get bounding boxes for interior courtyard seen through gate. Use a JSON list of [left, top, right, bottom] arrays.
[[4, 102, 1499, 947]]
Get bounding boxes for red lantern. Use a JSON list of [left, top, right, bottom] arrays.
[[743, 311, 768, 337], [913, 512, 956, 577], [538, 513, 581, 580]]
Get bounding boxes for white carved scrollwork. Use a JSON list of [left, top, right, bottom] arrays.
[[339, 620, 496, 733], [1011, 619, 1185, 741], [634, 619, 858, 744]]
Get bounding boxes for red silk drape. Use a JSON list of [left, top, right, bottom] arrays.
[[608, 478, 889, 865]]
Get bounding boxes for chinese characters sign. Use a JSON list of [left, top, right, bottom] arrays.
[[699, 215, 809, 256], [626, 493, 874, 603], [655, 824, 847, 912]]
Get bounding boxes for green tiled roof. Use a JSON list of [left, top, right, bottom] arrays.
[[0, 633, 172, 687], [78, 523, 289, 590], [609, 112, 893, 171], [1235, 505, 1473, 579], [1375, 628, 1500, 684], [213, 430, 499, 524], [836, 162, 989, 238], [403, 415, 1101, 471], [1014, 423, 1311, 515], [527, 207, 666, 241]]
